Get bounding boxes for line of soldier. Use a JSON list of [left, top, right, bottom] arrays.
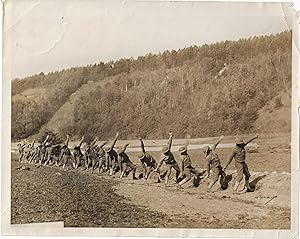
[[16, 131, 258, 194]]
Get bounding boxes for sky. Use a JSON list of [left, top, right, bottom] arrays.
[[3, 0, 293, 80]]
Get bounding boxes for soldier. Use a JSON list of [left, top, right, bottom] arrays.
[[16, 141, 27, 162], [42, 138, 55, 166], [73, 136, 85, 169], [37, 135, 50, 165], [203, 135, 225, 192], [21, 142, 32, 163], [154, 131, 180, 186], [137, 137, 158, 181], [117, 144, 137, 179], [106, 133, 119, 176], [177, 142, 200, 187], [30, 136, 48, 164], [223, 135, 258, 193], [56, 135, 73, 169], [25, 138, 36, 162], [93, 141, 107, 174], [84, 137, 98, 171]]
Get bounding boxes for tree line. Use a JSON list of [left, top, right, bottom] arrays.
[[12, 31, 291, 141]]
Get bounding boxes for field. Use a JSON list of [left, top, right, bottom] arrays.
[[11, 133, 291, 228]]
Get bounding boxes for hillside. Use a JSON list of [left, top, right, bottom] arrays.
[[11, 31, 292, 141]]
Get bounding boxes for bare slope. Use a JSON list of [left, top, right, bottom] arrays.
[[254, 90, 291, 133]]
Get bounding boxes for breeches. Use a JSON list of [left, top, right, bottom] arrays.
[[235, 161, 250, 182], [183, 166, 200, 180]]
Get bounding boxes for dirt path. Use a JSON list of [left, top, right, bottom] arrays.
[[11, 158, 290, 229], [112, 170, 290, 229]]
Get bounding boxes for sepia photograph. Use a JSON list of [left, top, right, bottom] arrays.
[[2, 0, 299, 237]]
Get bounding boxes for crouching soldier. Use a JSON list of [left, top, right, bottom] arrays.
[[138, 137, 158, 181], [224, 135, 258, 193], [203, 135, 225, 192], [117, 144, 137, 180], [177, 143, 200, 188], [106, 133, 119, 176], [154, 131, 180, 186], [73, 136, 85, 169]]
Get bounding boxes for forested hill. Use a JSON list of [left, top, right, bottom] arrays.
[[12, 31, 291, 141]]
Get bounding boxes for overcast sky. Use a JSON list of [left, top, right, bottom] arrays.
[[3, 0, 293, 80]]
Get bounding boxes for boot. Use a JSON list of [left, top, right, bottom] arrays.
[[179, 178, 188, 186], [109, 168, 113, 176], [132, 170, 138, 180], [164, 177, 169, 187], [244, 180, 253, 192]]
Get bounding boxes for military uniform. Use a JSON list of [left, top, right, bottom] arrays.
[[107, 149, 119, 174], [117, 144, 137, 179], [224, 136, 258, 192], [106, 133, 119, 175], [180, 154, 200, 182], [73, 138, 85, 169], [60, 145, 73, 168], [138, 139, 158, 180], [206, 151, 223, 183], [228, 144, 250, 182], [96, 145, 108, 173], [156, 133, 180, 185]]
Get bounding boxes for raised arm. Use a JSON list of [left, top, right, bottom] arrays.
[[108, 132, 119, 151], [139, 137, 146, 154], [244, 135, 258, 146], [166, 131, 173, 152], [79, 136, 85, 148], [65, 135, 70, 147], [212, 135, 224, 151], [42, 135, 50, 146], [224, 150, 235, 170], [91, 137, 98, 147], [124, 143, 129, 151], [155, 155, 167, 171], [100, 141, 107, 148], [31, 138, 36, 148]]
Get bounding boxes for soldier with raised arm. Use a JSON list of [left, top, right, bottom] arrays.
[[224, 135, 258, 193], [154, 131, 180, 186], [137, 137, 158, 181], [84, 137, 98, 171], [177, 141, 200, 187], [37, 135, 50, 165], [17, 141, 27, 162], [95, 141, 108, 174], [106, 132, 119, 176], [43, 138, 56, 165], [73, 136, 85, 169], [117, 144, 138, 179], [56, 135, 73, 169], [203, 135, 225, 192], [26, 138, 36, 162]]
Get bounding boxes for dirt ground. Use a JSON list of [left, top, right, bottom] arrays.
[[10, 133, 291, 229]]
